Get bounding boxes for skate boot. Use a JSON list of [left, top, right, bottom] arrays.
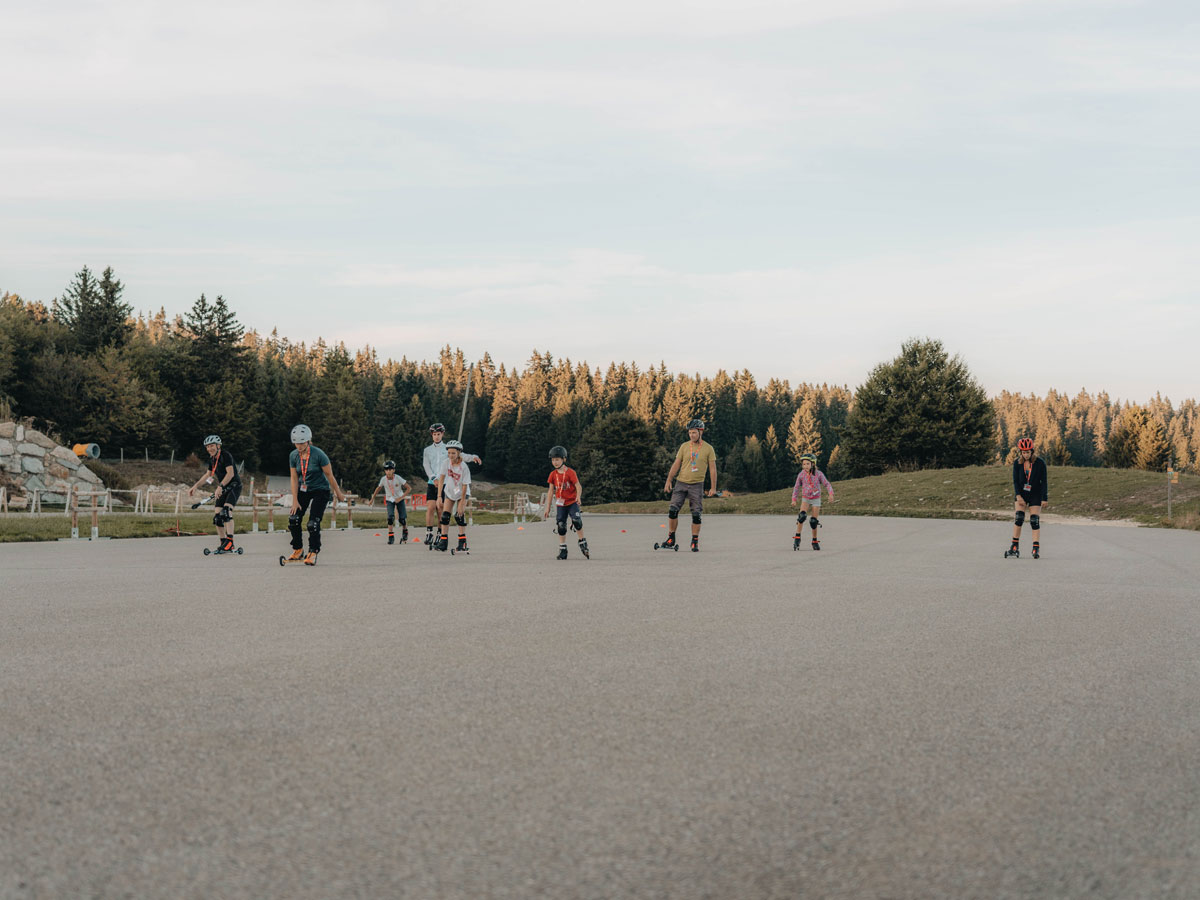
[[690, 536, 699, 552], [793, 531, 802, 551], [557, 545, 568, 560], [1004, 540, 1019, 559], [401, 527, 409, 544], [436, 533, 449, 552], [424, 529, 434, 546], [661, 534, 677, 550], [220, 536, 235, 553], [456, 536, 468, 553], [388, 532, 395, 545], [284, 548, 305, 563], [304, 550, 318, 566], [578, 538, 590, 559], [1032, 541, 1040, 560], [811, 538, 820, 550]]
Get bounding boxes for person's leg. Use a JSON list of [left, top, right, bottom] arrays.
[[1012, 497, 1027, 549], [1028, 504, 1042, 557], [667, 485, 687, 545], [398, 501, 408, 542], [809, 499, 821, 545], [387, 500, 396, 541], [570, 503, 586, 548], [425, 483, 438, 542], [689, 485, 702, 543], [454, 498, 468, 547], [288, 492, 313, 557], [306, 492, 330, 554], [556, 504, 569, 553]]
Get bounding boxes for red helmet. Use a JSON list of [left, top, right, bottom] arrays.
[[1017, 438, 1034, 452]]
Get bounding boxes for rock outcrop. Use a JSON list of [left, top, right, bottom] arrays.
[[0, 422, 104, 506]]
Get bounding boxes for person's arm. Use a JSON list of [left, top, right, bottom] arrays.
[[399, 480, 411, 502], [289, 467, 299, 514], [664, 457, 682, 492], [823, 472, 834, 502], [543, 484, 556, 518], [422, 446, 435, 481], [368, 484, 380, 505], [706, 454, 718, 497], [187, 471, 207, 495], [1013, 461, 1022, 496], [573, 472, 582, 507], [322, 464, 346, 503], [219, 455, 235, 487], [1040, 460, 1049, 504]]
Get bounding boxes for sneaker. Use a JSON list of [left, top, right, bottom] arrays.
[[304, 551, 318, 565]]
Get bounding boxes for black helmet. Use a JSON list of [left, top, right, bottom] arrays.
[[430, 423, 445, 433], [549, 445, 568, 460], [384, 459, 396, 470], [687, 418, 705, 431]]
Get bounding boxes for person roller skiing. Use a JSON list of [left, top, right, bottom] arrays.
[[434, 440, 471, 553], [542, 445, 589, 560], [791, 453, 834, 550], [422, 424, 482, 546], [188, 434, 242, 554], [1006, 437, 1048, 559], [283, 424, 347, 565], [659, 419, 717, 552], [368, 460, 411, 544]]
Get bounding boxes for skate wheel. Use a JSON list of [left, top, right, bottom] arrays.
[[279, 555, 286, 566], [203, 548, 211, 555], [653, 543, 660, 550], [236, 547, 244, 555]]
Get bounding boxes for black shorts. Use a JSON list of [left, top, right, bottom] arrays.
[[386, 500, 407, 523], [555, 502, 581, 528], [426, 482, 438, 501], [1016, 492, 1042, 507], [220, 483, 241, 507]]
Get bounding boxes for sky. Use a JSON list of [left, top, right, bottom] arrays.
[[2, 0, 1197, 401]]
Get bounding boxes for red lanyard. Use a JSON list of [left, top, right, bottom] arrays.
[[554, 468, 569, 492], [1023, 460, 1033, 483], [299, 451, 310, 486], [210, 452, 220, 479]]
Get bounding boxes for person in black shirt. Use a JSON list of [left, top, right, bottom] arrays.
[[1006, 437, 1048, 559], [188, 434, 242, 553]]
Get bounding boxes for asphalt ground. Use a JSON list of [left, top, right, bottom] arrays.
[[2, 515, 1198, 900]]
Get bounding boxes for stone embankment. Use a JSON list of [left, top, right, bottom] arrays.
[[0, 422, 103, 506]]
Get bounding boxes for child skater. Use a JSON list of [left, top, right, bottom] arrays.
[[434, 440, 471, 553], [542, 445, 589, 560], [187, 434, 242, 554], [1005, 437, 1048, 559], [791, 452, 834, 550], [368, 459, 411, 545], [285, 424, 347, 565]]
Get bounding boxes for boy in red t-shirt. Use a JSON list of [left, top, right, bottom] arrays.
[[543, 445, 589, 560]]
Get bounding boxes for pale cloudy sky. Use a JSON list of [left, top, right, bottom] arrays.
[[2, 0, 1197, 400]]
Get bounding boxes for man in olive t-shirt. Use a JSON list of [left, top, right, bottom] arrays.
[[662, 418, 718, 552]]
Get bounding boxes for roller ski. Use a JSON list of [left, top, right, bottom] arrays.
[[653, 534, 679, 551], [204, 538, 243, 556], [1003, 541, 1020, 559], [450, 537, 469, 556], [557, 545, 568, 560], [279, 548, 306, 566]]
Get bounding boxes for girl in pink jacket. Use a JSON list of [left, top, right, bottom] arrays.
[[791, 453, 834, 550]]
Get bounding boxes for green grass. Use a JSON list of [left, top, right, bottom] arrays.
[[588, 465, 1200, 530]]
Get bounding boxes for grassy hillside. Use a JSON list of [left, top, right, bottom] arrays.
[[588, 465, 1200, 529]]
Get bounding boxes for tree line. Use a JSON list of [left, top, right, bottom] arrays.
[[2, 268, 1197, 500]]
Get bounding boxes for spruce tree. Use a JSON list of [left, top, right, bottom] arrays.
[[575, 411, 659, 502]]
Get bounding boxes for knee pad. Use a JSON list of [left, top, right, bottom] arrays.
[[1015, 510, 1025, 527], [307, 519, 321, 535], [454, 514, 466, 528], [557, 522, 568, 535], [810, 516, 820, 529], [213, 511, 224, 527], [668, 506, 680, 520], [691, 514, 702, 525], [387, 511, 395, 525], [398, 516, 407, 526], [1029, 514, 1040, 530], [440, 511, 452, 526], [570, 515, 583, 532], [288, 514, 302, 529], [797, 510, 807, 525]]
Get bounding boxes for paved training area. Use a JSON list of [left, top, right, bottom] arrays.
[[3, 515, 1198, 899]]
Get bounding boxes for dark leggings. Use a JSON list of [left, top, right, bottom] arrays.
[[291, 490, 330, 552]]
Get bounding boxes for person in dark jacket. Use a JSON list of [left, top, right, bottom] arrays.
[[1005, 437, 1048, 559]]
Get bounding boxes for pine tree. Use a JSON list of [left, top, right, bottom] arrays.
[[575, 411, 660, 502], [1134, 415, 1169, 471], [786, 400, 822, 466]]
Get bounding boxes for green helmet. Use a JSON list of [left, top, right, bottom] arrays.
[[800, 453, 817, 464]]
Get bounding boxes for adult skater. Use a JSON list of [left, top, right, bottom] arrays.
[[542, 445, 589, 560], [790, 452, 835, 550], [1006, 437, 1048, 559], [187, 434, 242, 554], [422, 423, 481, 545], [368, 460, 411, 544], [661, 418, 717, 552], [285, 424, 347, 565]]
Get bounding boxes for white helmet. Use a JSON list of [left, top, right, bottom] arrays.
[[445, 439, 464, 450], [290, 424, 312, 443], [203, 434, 222, 446]]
